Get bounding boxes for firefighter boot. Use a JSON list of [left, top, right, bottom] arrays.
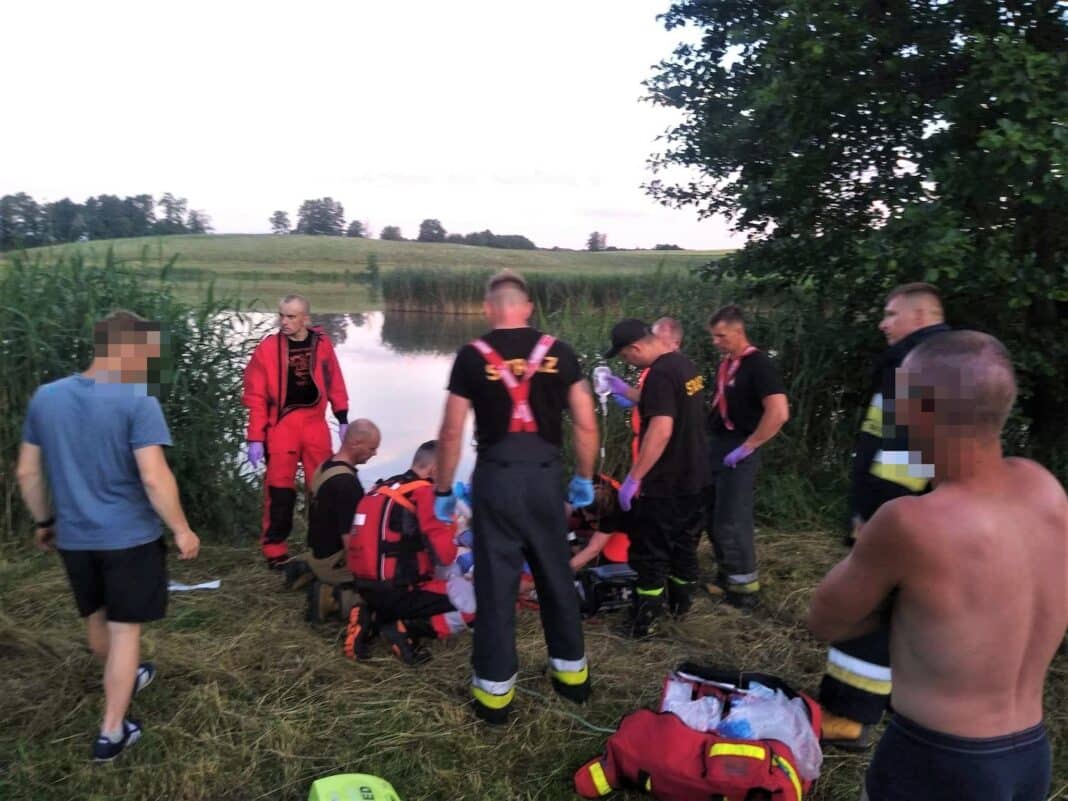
[[667, 577, 696, 619], [550, 664, 592, 705], [380, 620, 432, 666], [615, 591, 664, 639]]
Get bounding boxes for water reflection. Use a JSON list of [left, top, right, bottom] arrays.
[[246, 310, 477, 485]]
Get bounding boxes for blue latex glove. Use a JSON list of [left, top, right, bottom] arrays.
[[610, 392, 635, 409], [453, 481, 472, 505], [455, 529, 474, 549], [337, 422, 349, 441], [618, 474, 641, 512], [723, 444, 755, 469], [606, 375, 631, 396], [568, 476, 595, 508], [456, 551, 475, 574], [247, 442, 264, 468], [434, 492, 456, 523]]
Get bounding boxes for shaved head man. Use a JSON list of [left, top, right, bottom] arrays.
[[808, 332, 1067, 801], [879, 283, 944, 346]]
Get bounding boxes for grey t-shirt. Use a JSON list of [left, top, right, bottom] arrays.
[[22, 375, 173, 550]]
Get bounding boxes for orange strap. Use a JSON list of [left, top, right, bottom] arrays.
[[375, 480, 430, 513]]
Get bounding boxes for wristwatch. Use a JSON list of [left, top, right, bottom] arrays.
[[34, 517, 55, 528]]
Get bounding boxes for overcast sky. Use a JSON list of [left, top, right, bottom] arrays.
[[0, 1, 738, 250]]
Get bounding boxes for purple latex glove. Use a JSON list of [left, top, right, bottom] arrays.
[[723, 443, 755, 469], [606, 375, 631, 396], [618, 474, 641, 512], [247, 441, 264, 468], [337, 422, 349, 441]]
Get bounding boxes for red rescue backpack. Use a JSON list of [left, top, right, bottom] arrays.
[[575, 663, 822, 801], [346, 475, 434, 589]]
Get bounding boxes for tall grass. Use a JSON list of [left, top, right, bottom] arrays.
[[0, 250, 265, 545]]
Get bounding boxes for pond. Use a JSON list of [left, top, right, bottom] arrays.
[[247, 310, 487, 486]]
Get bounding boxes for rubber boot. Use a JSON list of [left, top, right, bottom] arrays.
[[551, 674, 592, 705], [615, 593, 664, 639], [667, 578, 696, 619], [343, 604, 375, 661]]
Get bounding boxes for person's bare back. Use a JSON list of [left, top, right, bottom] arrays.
[[882, 457, 1067, 737], [809, 331, 1065, 801]]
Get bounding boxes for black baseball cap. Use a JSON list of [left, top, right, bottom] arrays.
[[604, 318, 652, 358]]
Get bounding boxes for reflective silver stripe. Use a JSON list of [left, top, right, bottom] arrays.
[[873, 449, 935, 479], [550, 656, 588, 674], [727, 571, 759, 584], [828, 647, 893, 682], [443, 610, 469, 634], [472, 672, 516, 695]]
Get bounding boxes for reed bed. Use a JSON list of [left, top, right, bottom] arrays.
[[0, 250, 265, 544]]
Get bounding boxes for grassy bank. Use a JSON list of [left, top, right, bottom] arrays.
[[17, 234, 728, 275], [0, 530, 1048, 801]]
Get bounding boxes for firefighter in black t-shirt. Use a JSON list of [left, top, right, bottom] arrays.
[[705, 305, 789, 609], [604, 318, 710, 638], [434, 269, 599, 725]]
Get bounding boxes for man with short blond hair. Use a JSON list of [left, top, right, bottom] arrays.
[[243, 293, 350, 567], [809, 331, 1065, 801], [17, 310, 200, 762]]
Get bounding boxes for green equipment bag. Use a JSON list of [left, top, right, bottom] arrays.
[[308, 773, 401, 801]]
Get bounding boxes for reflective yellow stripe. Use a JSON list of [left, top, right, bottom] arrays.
[[636, 585, 664, 597], [588, 762, 612, 796], [860, 397, 882, 438], [870, 459, 929, 492], [729, 580, 761, 594], [644, 777, 652, 791], [471, 686, 515, 710], [826, 662, 892, 695], [551, 664, 589, 686], [709, 743, 766, 760], [772, 754, 803, 801]]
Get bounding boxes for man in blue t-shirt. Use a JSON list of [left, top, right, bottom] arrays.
[[17, 310, 200, 763]]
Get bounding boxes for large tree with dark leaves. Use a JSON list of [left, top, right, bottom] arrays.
[[296, 197, 345, 236], [647, 0, 1067, 469]]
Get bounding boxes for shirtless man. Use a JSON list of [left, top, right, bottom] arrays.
[[807, 331, 1067, 801]]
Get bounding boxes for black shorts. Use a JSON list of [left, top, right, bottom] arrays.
[[58, 538, 169, 623], [865, 714, 1051, 801]]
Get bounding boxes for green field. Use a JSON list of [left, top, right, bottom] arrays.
[[9, 234, 728, 313]]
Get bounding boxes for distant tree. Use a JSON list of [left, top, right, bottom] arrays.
[[87, 194, 132, 240], [270, 210, 291, 235], [417, 218, 446, 243], [123, 194, 156, 237], [0, 193, 46, 249], [296, 197, 345, 236], [445, 233, 465, 244], [186, 209, 213, 234], [154, 193, 189, 235], [462, 230, 493, 247], [380, 225, 403, 241], [44, 198, 83, 243], [490, 234, 536, 250], [586, 231, 606, 252], [654, 243, 682, 251], [346, 220, 366, 238]]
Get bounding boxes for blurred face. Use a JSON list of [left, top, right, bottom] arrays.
[[879, 295, 922, 346], [114, 331, 162, 379], [652, 322, 681, 351], [278, 300, 310, 339], [620, 339, 657, 368], [709, 321, 745, 355]]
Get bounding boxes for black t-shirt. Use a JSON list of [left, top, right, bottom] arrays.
[[307, 460, 364, 558], [284, 335, 319, 410], [638, 350, 710, 497], [708, 351, 786, 439], [447, 327, 582, 451]]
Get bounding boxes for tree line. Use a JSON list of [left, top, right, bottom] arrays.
[[270, 201, 539, 250], [0, 192, 211, 251]]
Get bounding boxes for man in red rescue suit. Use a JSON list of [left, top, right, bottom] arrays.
[[819, 283, 949, 749], [344, 440, 472, 665], [434, 269, 600, 724], [242, 294, 349, 567]]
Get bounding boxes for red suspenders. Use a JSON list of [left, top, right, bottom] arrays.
[[471, 335, 556, 433]]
